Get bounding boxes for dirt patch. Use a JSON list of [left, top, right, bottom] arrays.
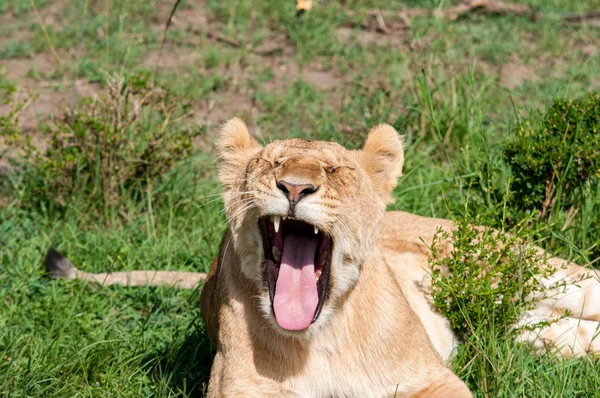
[[1, 54, 99, 133], [2, 53, 56, 81], [499, 62, 539, 90], [151, 2, 211, 31], [580, 44, 598, 57], [1, 80, 98, 131], [192, 93, 256, 151], [40, 1, 67, 29], [141, 47, 201, 69], [474, 59, 500, 77], [171, 6, 210, 28], [194, 93, 254, 128], [190, 59, 257, 148], [256, 55, 300, 95], [255, 31, 293, 56], [549, 60, 569, 79], [591, 75, 600, 91], [5, 28, 32, 43], [302, 67, 342, 91], [0, 10, 18, 26]]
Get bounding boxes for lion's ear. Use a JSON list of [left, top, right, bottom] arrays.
[[217, 117, 262, 187], [358, 124, 404, 204]]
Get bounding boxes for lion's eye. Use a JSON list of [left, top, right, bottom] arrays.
[[326, 166, 338, 173]]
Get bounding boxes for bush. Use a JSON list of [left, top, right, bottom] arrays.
[[1, 72, 200, 216], [429, 214, 558, 343], [504, 92, 600, 218]]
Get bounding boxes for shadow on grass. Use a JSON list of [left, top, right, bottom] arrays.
[[146, 314, 214, 397]]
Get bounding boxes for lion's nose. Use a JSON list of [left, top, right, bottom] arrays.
[[276, 180, 318, 215]]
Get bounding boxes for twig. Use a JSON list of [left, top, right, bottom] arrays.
[[440, 0, 534, 21], [30, 0, 62, 69], [557, 10, 600, 22], [348, 9, 426, 18], [374, 10, 390, 34], [398, 11, 412, 28], [10, 94, 36, 126], [353, 3, 600, 26], [439, 0, 600, 24], [154, 0, 183, 83], [193, 28, 241, 48]]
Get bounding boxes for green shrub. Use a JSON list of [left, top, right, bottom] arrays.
[[504, 92, 600, 218], [429, 214, 558, 343], [0, 79, 34, 143], [1, 72, 200, 215]]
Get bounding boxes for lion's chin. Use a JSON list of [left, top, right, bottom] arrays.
[[259, 216, 332, 331]]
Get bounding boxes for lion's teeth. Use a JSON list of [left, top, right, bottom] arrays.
[[273, 215, 281, 233], [315, 269, 322, 281], [282, 216, 287, 220], [272, 246, 281, 262], [314, 225, 319, 235]]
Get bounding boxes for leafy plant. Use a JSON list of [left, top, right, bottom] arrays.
[[429, 213, 559, 343], [0, 79, 36, 144], [1, 72, 200, 216], [504, 92, 600, 218]]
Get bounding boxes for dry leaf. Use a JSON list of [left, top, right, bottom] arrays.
[[296, 0, 313, 12]]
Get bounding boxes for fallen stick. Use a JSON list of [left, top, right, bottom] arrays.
[[350, 2, 600, 26], [374, 10, 391, 34], [559, 10, 600, 22], [198, 29, 241, 48], [440, 0, 533, 21]]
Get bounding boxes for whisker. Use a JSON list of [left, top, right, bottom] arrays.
[[221, 198, 256, 215], [224, 202, 256, 226]]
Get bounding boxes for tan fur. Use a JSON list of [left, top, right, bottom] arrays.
[[200, 120, 470, 397], [50, 119, 600, 396]]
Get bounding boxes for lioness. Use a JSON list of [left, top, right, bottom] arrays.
[[47, 118, 600, 397]]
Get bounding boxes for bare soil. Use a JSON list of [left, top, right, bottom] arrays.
[[499, 62, 540, 90]]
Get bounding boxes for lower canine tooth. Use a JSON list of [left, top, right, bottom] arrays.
[[272, 246, 281, 262], [315, 269, 322, 281], [314, 226, 319, 235]]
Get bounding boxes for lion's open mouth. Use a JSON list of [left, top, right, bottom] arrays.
[[260, 216, 332, 331]]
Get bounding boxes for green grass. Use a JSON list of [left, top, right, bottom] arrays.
[[1, 0, 599, 396]]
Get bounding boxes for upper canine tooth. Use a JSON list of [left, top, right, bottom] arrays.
[[314, 226, 319, 235], [274, 215, 281, 233]]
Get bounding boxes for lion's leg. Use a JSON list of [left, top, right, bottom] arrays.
[[206, 351, 301, 398], [519, 316, 600, 357], [407, 369, 472, 398], [520, 260, 600, 356]]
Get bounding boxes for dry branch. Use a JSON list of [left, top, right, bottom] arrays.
[[198, 29, 241, 48], [351, 1, 600, 27], [30, 0, 62, 69], [440, 0, 534, 21]]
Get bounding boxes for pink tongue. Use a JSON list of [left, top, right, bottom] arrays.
[[273, 234, 319, 331]]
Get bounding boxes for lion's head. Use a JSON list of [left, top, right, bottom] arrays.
[[217, 118, 404, 337]]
